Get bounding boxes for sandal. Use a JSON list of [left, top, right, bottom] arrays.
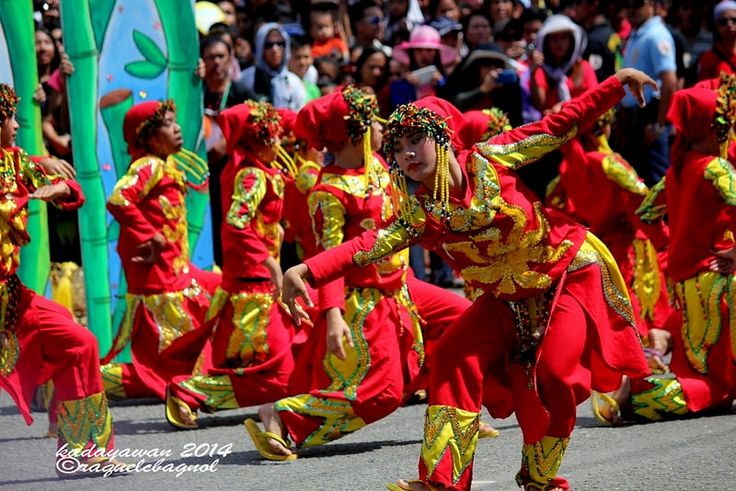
[[386, 480, 438, 491], [478, 420, 500, 439], [590, 391, 621, 427], [243, 418, 297, 461], [165, 390, 198, 430]]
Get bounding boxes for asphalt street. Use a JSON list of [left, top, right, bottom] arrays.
[[0, 390, 734, 490]]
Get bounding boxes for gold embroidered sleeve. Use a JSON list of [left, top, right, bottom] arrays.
[[601, 153, 648, 196], [705, 157, 736, 206], [308, 190, 346, 251], [476, 128, 577, 170], [108, 157, 165, 207], [226, 167, 267, 229], [353, 197, 425, 266], [18, 150, 52, 192], [636, 176, 667, 223]]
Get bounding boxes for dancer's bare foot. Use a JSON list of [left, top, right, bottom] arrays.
[[257, 404, 292, 457], [178, 403, 197, 427], [47, 421, 58, 438], [604, 376, 631, 426]]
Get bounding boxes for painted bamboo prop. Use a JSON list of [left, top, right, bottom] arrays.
[[100, 88, 133, 358], [0, 0, 50, 293], [153, 0, 210, 264], [60, 2, 112, 352]]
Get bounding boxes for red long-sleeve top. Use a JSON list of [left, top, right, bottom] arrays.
[[308, 156, 409, 312], [665, 152, 736, 282], [1, 147, 84, 281], [107, 155, 192, 294], [219, 154, 284, 291], [282, 159, 320, 259], [305, 76, 626, 300], [558, 137, 669, 251]]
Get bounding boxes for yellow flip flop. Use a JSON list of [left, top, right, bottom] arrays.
[[478, 421, 500, 439], [243, 418, 297, 461], [165, 390, 198, 430], [590, 391, 621, 427], [386, 480, 437, 491]]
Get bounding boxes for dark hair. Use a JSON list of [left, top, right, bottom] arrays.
[[519, 6, 547, 25], [35, 27, 61, 74], [200, 33, 233, 56], [209, 22, 238, 41], [496, 18, 523, 42], [290, 34, 310, 52], [353, 46, 389, 88], [461, 10, 492, 34], [349, 0, 382, 31]]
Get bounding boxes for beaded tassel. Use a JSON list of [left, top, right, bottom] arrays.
[[389, 165, 413, 225], [432, 143, 450, 218], [276, 143, 298, 177], [363, 126, 373, 180]]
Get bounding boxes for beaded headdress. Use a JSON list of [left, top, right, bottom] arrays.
[[480, 107, 511, 140], [383, 104, 452, 222], [0, 84, 19, 122], [713, 72, 736, 158]]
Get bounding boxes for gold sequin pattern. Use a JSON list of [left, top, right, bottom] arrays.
[[517, 436, 569, 488], [57, 392, 113, 455], [630, 375, 689, 421], [476, 127, 577, 170], [421, 405, 480, 485], [178, 374, 239, 412], [224, 289, 273, 366]]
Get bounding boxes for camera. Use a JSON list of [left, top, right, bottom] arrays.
[[496, 69, 519, 85]]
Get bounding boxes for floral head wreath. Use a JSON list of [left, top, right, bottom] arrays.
[[383, 104, 453, 224], [245, 100, 282, 147], [382, 104, 451, 158], [135, 99, 176, 148], [481, 108, 511, 140], [342, 85, 379, 143], [0, 84, 19, 122], [713, 72, 736, 158]]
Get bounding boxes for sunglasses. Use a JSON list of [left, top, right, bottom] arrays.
[[264, 41, 286, 50], [364, 15, 385, 26], [719, 16, 736, 26]]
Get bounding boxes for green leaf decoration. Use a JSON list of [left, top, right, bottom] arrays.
[[124, 60, 166, 79], [132, 29, 167, 67]]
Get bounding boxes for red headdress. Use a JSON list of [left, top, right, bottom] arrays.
[[294, 85, 379, 152], [458, 108, 511, 149], [218, 100, 282, 165], [123, 100, 176, 161]]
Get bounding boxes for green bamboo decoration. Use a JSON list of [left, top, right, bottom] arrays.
[[153, 0, 209, 253], [60, 2, 113, 352], [0, 0, 50, 294]]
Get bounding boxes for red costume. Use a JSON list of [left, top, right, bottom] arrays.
[[630, 83, 736, 421], [301, 78, 650, 490], [103, 101, 219, 400], [270, 87, 469, 450], [0, 93, 113, 456], [555, 131, 673, 337], [167, 101, 294, 420]]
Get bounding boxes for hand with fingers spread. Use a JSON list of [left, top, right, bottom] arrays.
[[131, 232, 166, 264], [28, 182, 70, 201], [282, 264, 314, 325], [325, 308, 353, 360], [38, 156, 76, 180], [615, 68, 658, 108], [709, 247, 736, 274]]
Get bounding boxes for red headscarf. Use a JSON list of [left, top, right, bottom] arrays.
[[413, 96, 466, 151], [218, 100, 282, 164], [123, 100, 175, 161], [458, 109, 511, 149], [276, 108, 298, 136], [667, 87, 717, 171], [294, 85, 378, 152]]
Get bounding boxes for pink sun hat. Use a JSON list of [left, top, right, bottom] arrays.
[[392, 25, 458, 67]]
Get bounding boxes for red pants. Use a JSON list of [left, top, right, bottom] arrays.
[[169, 282, 294, 412], [277, 278, 469, 449], [419, 261, 649, 490], [1, 282, 113, 452]]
